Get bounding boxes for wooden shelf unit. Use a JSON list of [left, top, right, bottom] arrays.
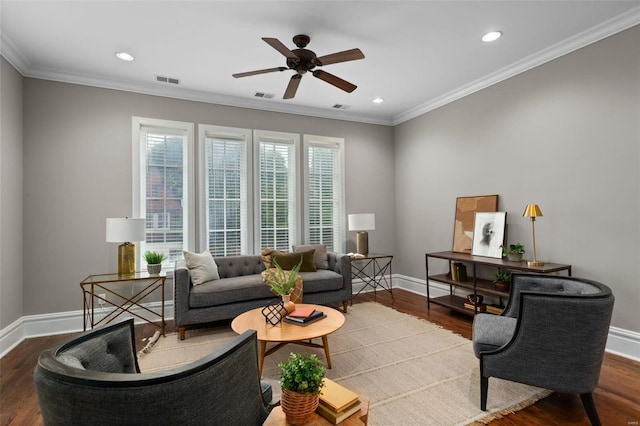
[[425, 251, 572, 316]]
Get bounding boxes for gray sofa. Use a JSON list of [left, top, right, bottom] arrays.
[[174, 252, 352, 340]]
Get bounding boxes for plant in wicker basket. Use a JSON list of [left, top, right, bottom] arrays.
[[279, 352, 326, 425]]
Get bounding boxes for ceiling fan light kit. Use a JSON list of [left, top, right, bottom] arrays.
[[233, 34, 364, 100]]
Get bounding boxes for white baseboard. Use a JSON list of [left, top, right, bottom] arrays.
[[2, 276, 639, 362], [0, 302, 174, 358]]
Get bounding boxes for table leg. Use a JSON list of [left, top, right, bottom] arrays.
[[259, 340, 267, 377], [322, 335, 332, 369]]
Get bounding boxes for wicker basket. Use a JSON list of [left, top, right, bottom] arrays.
[[281, 389, 319, 425]]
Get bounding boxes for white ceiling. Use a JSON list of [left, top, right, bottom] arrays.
[[2, 1, 639, 125]]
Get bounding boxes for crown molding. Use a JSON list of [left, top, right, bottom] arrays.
[[392, 5, 640, 125], [3, 6, 638, 128]]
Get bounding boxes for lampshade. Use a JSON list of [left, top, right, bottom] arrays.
[[348, 213, 375, 231], [523, 204, 543, 218], [106, 218, 146, 242]]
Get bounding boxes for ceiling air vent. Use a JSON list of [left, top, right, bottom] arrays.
[[255, 92, 275, 99], [332, 104, 351, 110], [156, 76, 180, 85]]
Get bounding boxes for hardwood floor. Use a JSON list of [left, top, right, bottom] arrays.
[[1, 289, 639, 425]]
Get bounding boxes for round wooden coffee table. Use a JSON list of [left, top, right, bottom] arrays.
[[231, 303, 345, 377]]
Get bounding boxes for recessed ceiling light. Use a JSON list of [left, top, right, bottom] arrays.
[[373, 97, 384, 104], [115, 52, 134, 61], [482, 31, 502, 43]]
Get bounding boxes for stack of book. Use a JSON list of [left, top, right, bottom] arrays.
[[284, 307, 326, 326], [449, 261, 468, 282], [463, 301, 487, 312], [316, 378, 361, 424], [486, 304, 504, 315]]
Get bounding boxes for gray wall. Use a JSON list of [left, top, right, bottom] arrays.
[[21, 79, 395, 316], [394, 26, 640, 332], [0, 57, 24, 328]]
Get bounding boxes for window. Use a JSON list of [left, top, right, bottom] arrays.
[[199, 126, 252, 256], [254, 130, 300, 252], [304, 135, 345, 252], [133, 118, 345, 261], [133, 117, 194, 267]]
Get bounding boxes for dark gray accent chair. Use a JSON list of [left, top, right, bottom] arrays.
[[472, 273, 614, 426], [34, 319, 274, 425]]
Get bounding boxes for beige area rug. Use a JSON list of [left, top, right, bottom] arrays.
[[138, 302, 551, 425]]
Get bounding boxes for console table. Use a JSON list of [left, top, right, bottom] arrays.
[[425, 251, 571, 316], [80, 272, 166, 336], [351, 253, 393, 301]]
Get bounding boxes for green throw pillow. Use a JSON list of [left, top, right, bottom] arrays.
[[273, 249, 317, 272]]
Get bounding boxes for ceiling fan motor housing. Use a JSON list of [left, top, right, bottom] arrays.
[[288, 48, 317, 74]]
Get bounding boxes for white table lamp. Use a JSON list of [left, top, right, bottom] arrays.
[[106, 217, 146, 276], [348, 213, 375, 255]]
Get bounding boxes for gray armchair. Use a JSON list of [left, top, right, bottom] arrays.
[[472, 273, 614, 426], [34, 319, 274, 425]]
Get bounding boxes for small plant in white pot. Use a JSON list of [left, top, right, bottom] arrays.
[[144, 251, 166, 275], [500, 243, 525, 262]]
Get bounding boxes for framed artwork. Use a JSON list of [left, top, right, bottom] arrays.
[[452, 195, 499, 254], [472, 212, 507, 258]]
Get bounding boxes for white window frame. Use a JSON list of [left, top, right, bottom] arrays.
[[132, 117, 195, 267], [198, 125, 253, 255], [253, 130, 301, 253], [302, 134, 346, 252]]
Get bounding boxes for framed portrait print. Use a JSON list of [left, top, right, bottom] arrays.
[[472, 212, 507, 258], [452, 195, 499, 254]]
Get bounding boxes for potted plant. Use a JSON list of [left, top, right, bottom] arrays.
[[144, 251, 166, 275], [279, 352, 326, 425], [262, 258, 303, 312], [501, 243, 525, 262], [494, 268, 511, 291]]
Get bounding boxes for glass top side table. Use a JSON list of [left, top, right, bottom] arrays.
[[80, 272, 166, 336], [350, 253, 393, 302]]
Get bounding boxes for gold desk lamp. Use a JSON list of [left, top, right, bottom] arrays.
[[523, 204, 544, 267]]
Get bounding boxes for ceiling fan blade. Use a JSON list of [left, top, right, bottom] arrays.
[[312, 70, 357, 93], [232, 67, 288, 78], [283, 74, 302, 99], [314, 48, 365, 66], [262, 37, 299, 60]]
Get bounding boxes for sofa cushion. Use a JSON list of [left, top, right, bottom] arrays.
[[183, 250, 220, 285], [273, 250, 317, 272], [472, 314, 517, 356], [260, 248, 287, 269], [293, 244, 329, 269], [189, 275, 275, 308], [298, 270, 343, 293]]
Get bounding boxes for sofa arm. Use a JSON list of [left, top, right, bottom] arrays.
[[327, 252, 352, 293], [173, 260, 192, 327]]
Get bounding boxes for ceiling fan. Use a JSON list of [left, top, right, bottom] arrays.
[[232, 34, 365, 99]]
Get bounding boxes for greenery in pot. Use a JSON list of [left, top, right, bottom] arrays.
[[279, 352, 326, 395], [500, 243, 525, 256], [494, 268, 511, 283], [263, 258, 303, 296], [144, 251, 167, 265]]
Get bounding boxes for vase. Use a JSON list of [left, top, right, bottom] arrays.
[[281, 389, 319, 425], [147, 264, 162, 275], [282, 294, 296, 314]]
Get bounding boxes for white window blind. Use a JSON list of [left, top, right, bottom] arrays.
[[133, 119, 194, 267], [256, 131, 299, 252], [202, 129, 251, 256], [304, 135, 345, 252]]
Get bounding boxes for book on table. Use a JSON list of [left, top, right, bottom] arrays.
[[317, 378, 361, 424], [284, 310, 325, 326], [287, 306, 316, 318], [316, 399, 361, 424]]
